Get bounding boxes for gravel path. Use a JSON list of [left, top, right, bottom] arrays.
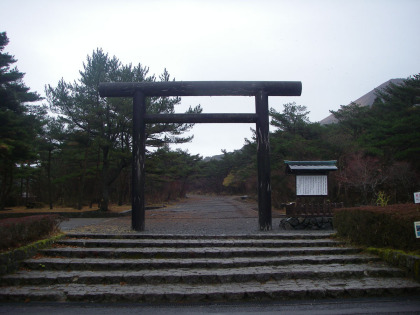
[[61, 195, 292, 235]]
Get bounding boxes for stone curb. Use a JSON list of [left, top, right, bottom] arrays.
[[366, 248, 420, 282], [0, 234, 65, 276]]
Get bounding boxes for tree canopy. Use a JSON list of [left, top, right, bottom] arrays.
[[0, 32, 42, 209], [46, 49, 201, 211], [361, 75, 420, 169]]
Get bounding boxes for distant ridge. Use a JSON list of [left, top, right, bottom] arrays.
[[319, 78, 405, 125], [203, 154, 223, 162]]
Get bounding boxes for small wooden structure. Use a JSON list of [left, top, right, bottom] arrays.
[[99, 81, 302, 231], [284, 160, 340, 216]]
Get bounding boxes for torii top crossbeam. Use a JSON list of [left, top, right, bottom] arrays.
[[99, 81, 302, 97]]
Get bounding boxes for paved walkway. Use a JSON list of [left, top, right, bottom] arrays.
[[60, 195, 292, 235]]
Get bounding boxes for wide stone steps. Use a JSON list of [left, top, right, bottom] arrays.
[[64, 232, 335, 240], [23, 254, 381, 271], [2, 263, 405, 286], [41, 246, 360, 259], [2, 278, 419, 302], [57, 238, 343, 248], [1, 233, 419, 302]]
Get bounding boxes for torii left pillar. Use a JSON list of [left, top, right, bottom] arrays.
[[132, 90, 146, 231]]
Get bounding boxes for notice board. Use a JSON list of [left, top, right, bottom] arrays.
[[414, 192, 420, 204], [296, 175, 328, 196]]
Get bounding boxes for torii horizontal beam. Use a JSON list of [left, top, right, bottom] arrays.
[[144, 113, 258, 124], [99, 81, 302, 97]]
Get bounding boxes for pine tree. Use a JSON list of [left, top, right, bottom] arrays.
[[329, 102, 372, 140], [0, 32, 42, 209], [46, 49, 201, 211], [270, 102, 310, 136], [361, 74, 420, 171]]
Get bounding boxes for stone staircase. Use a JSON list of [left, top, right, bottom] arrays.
[[1, 232, 419, 302]]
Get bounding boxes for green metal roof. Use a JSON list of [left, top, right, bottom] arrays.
[[284, 160, 338, 173], [284, 160, 337, 166]]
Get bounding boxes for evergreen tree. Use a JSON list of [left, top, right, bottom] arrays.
[[361, 74, 420, 170], [46, 49, 201, 211], [146, 146, 201, 201], [329, 102, 372, 140], [270, 102, 310, 136], [0, 32, 42, 209]]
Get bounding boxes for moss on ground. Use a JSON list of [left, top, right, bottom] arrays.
[[365, 247, 420, 282], [0, 233, 65, 275]]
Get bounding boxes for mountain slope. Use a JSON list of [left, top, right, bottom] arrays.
[[319, 78, 405, 125]]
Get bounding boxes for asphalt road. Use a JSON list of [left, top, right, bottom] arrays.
[[1, 296, 420, 314]]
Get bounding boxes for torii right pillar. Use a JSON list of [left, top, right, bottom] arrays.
[[255, 90, 272, 230]]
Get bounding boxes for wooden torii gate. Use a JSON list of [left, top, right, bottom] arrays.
[[99, 81, 302, 231]]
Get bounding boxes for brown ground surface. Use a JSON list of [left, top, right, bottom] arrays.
[[1, 204, 131, 214]]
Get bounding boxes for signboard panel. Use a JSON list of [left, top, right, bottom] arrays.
[[296, 175, 328, 196], [415, 222, 420, 238], [414, 192, 420, 204]]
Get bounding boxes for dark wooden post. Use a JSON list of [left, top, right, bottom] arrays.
[[255, 90, 272, 230], [132, 90, 146, 231]]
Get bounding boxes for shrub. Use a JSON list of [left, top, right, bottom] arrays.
[[333, 204, 420, 251], [0, 215, 64, 251]]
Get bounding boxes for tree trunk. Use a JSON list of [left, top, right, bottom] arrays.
[[47, 148, 53, 210], [20, 170, 24, 207], [100, 146, 109, 212], [77, 145, 90, 210], [25, 164, 30, 207], [0, 164, 13, 210]]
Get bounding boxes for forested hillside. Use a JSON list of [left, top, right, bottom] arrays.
[[192, 75, 420, 207]]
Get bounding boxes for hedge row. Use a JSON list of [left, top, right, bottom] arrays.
[[333, 204, 420, 251], [0, 215, 64, 251]]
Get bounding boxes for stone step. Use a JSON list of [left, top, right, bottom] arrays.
[[57, 238, 343, 248], [1, 277, 419, 302], [64, 232, 335, 240], [24, 254, 381, 271], [2, 232, 417, 303], [1, 263, 405, 286], [40, 246, 361, 259]]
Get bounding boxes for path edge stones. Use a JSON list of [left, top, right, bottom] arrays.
[[0, 234, 65, 276], [366, 247, 420, 282]]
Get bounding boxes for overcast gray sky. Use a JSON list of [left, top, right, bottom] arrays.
[[1, 0, 419, 157]]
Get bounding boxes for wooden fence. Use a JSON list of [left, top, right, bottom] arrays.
[[286, 202, 344, 217]]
